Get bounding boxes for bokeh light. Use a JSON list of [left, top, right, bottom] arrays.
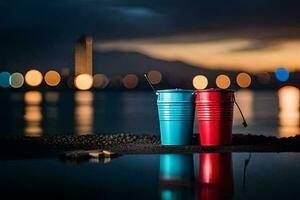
[[216, 74, 231, 89], [10, 72, 24, 88], [61, 67, 70, 77], [236, 72, 251, 88], [275, 67, 289, 82], [93, 74, 109, 89], [74, 74, 93, 90], [192, 75, 208, 89], [0, 72, 11, 88], [147, 70, 162, 84], [123, 74, 139, 89], [45, 70, 61, 86], [25, 69, 43, 87], [258, 72, 271, 84]]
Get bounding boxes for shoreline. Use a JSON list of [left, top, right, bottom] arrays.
[[1, 133, 300, 160]]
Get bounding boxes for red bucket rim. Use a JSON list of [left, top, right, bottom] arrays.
[[195, 88, 235, 94]]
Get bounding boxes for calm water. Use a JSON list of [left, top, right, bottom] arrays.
[[0, 153, 300, 199], [0, 88, 299, 137]]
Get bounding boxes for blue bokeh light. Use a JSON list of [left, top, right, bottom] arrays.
[[0, 72, 11, 88], [275, 67, 289, 82]]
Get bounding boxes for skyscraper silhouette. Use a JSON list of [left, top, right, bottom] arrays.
[[74, 35, 93, 76]]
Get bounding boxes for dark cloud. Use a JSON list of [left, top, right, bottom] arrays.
[[110, 7, 162, 18], [1, 0, 300, 70]]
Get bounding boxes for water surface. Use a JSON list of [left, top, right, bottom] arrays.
[[0, 153, 299, 199]]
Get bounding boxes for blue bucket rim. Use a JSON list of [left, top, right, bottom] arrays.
[[157, 89, 194, 93]]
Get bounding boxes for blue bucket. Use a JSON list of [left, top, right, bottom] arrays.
[[157, 89, 195, 145]]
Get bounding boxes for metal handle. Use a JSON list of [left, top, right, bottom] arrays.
[[144, 74, 157, 95], [234, 94, 248, 127]]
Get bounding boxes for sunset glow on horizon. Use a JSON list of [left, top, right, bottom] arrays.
[[96, 37, 300, 72]]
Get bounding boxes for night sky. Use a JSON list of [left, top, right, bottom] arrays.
[[1, 0, 300, 72]]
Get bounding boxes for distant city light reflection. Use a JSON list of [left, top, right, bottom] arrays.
[[192, 75, 208, 89], [147, 70, 162, 84], [25, 69, 43, 87], [123, 74, 139, 89], [10, 72, 24, 88], [0, 72, 11, 88], [278, 86, 300, 137], [275, 67, 289, 82], [74, 74, 93, 90], [236, 73, 251, 88], [45, 91, 60, 103], [75, 91, 94, 135], [45, 92, 59, 122], [216, 74, 231, 89], [45, 70, 61, 86], [24, 90, 42, 105], [24, 91, 43, 137]]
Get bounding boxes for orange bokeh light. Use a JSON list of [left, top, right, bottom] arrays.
[[74, 74, 93, 90], [123, 74, 139, 89], [193, 75, 208, 89], [147, 70, 162, 84], [216, 74, 231, 89], [45, 70, 61, 86], [25, 69, 43, 87], [236, 72, 251, 88]]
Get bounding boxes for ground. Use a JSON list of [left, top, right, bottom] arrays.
[[1, 133, 300, 160]]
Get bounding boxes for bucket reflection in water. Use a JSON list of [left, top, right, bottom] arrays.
[[45, 92, 59, 133], [233, 89, 253, 125], [24, 91, 43, 137], [45, 92, 59, 118], [198, 153, 233, 200], [75, 91, 94, 135], [278, 86, 300, 137], [159, 154, 195, 200]]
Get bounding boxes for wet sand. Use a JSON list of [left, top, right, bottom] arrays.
[[1, 133, 300, 160]]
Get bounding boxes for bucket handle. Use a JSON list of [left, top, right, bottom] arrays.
[[233, 95, 248, 127], [144, 74, 157, 95]]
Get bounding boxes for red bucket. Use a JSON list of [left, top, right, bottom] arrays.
[[196, 89, 234, 146]]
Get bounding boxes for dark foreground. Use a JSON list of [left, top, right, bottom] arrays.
[[1, 133, 300, 160]]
